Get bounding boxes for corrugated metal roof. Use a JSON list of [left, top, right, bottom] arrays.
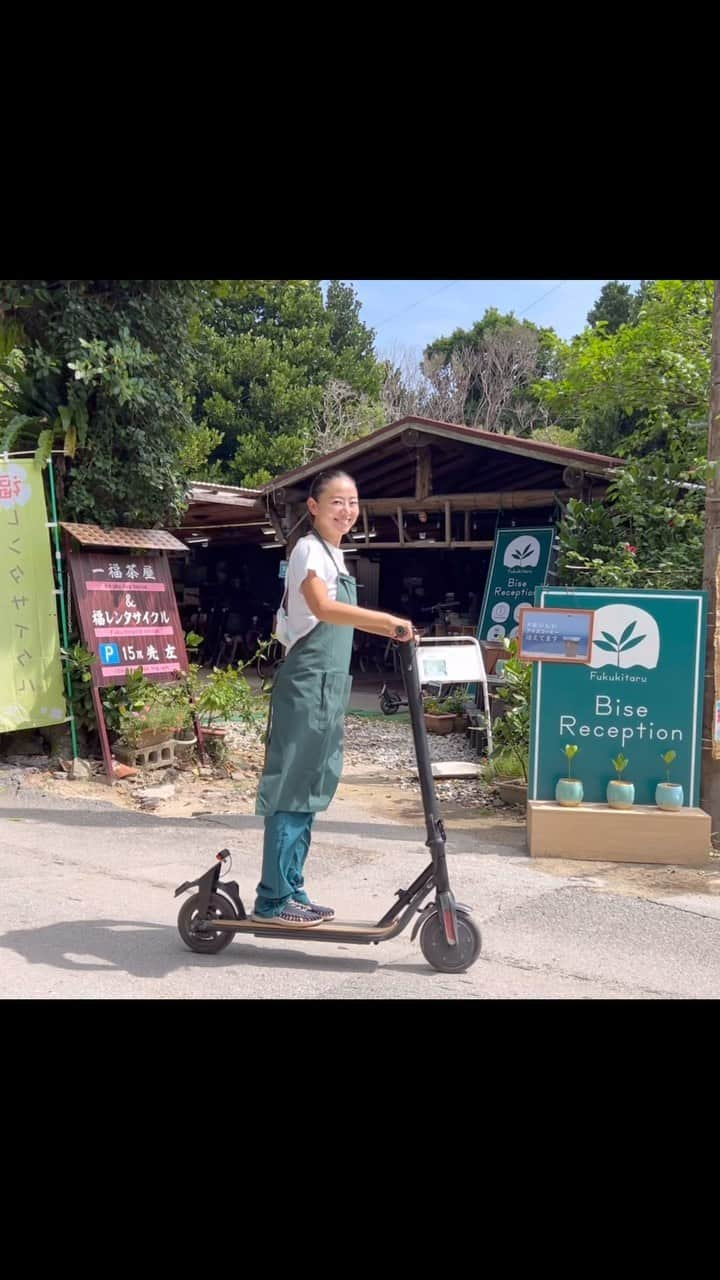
[[60, 523, 188, 551], [188, 483, 262, 506]]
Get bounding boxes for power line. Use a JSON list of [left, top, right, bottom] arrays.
[[373, 278, 568, 337], [517, 280, 568, 318], [373, 281, 462, 331]]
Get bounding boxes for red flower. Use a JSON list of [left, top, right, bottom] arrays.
[[622, 543, 637, 555]]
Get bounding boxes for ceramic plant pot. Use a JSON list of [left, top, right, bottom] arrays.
[[424, 713, 456, 735], [607, 780, 635, 809], [656, 782, 684, 812], [555, 778, 583, 807]]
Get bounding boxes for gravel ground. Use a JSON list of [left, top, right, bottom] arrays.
[[342, 715, 501, 811], [1, 713, 510, 816], [224, 714, 503, 811]]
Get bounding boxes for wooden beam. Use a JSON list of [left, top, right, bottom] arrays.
[[341, 540, 494, 551], [415, 446, 432, 500], [360, 489, 573, 515]]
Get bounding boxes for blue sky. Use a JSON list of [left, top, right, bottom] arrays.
[[326, 280, 641, 360]]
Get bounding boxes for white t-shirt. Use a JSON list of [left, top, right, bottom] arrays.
[[282, 532, 348, 652]]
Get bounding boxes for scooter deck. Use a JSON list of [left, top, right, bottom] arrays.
[[208, 917, 401, 942]]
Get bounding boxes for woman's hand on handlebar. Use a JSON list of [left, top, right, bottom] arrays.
[[386, 615, 415, 642]]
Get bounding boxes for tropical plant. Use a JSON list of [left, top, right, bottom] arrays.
[[556, 446, 708, 591], [660, 749, 677, 783], [611, 753, 630, 780], [423, 697, 455, 715], [490, 639, 531, 781], [424, 689, 469, 715], [60, 643, 97, 735], [0, 280, 215, 526], [117, 701, 187, 749], [192, 666, 257, 730], [562, 744, 579, 778]]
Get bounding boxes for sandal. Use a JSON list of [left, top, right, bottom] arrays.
[[292, 898, 335, 920], [251, 903, 323, 927]]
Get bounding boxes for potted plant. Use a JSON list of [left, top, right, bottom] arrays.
[[438, 688, 472, 732], [656, 750, 683, 811], [607, 754, 634, 809], [555, 744, 583, 806], [489, 639, 531, 808], [423, 697, 457, 735], [194, 666, 255, 737], [117, 701, 187, 750]]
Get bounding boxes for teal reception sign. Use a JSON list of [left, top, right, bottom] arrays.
[[529, 587, 708, 807], [477, 527, 555, 645]]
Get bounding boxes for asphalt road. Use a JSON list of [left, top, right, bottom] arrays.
[[2, 776, 720, 999]]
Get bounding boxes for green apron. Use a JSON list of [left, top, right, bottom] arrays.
[[255, 532, 356, 817]]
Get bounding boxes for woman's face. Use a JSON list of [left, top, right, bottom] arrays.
[[308, 476, 359, 541]]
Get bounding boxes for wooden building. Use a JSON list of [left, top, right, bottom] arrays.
[[171, 416, 621, 647]]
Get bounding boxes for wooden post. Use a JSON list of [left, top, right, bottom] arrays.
[[464, 511, 470, 541], [397, 506, 404, 544], [362, 506, 370, 545], [702, 281, 720, 843], [445, 501, 451, 545], [91, 685, 115, 784], [416, 446, 432, 500]]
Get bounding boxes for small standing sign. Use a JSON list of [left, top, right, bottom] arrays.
[[517, 607, 595, 664], [67, 548, 197, 782], [68, 551, 189, 686]]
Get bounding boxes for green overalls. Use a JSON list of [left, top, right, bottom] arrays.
[[253, 532, 356, 915]]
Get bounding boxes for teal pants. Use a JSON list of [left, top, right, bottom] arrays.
[[254, 811, 316, 916]]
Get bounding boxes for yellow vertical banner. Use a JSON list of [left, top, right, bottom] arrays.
[[0, 458, 67, 733]]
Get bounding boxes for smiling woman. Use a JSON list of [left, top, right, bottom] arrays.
[[251, 469, 415, 927]]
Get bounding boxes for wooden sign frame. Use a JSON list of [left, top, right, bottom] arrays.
[[517, 606, 595, 664]]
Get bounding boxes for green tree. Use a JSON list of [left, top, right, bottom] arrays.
[[192, 280, 384, 487], [586, 280, 641, 332], [0, 279, 214, 526], [536, 280, 713, 458], [556, 443, 709, 590]]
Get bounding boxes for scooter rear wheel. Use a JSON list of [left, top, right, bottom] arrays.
[[419, 911, 481, 973], [178, 892, 236, 954], [380, 690, 402, 714]]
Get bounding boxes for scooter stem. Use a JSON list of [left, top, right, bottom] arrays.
[[396, 638, 452, 898]]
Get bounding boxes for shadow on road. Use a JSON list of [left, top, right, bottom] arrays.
[[0, 918, 383, 980]]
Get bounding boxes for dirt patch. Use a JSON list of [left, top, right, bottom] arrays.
[[338, 762, 526, 846], [529, 855, 720, 898]]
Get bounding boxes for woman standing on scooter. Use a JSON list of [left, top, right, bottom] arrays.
[[252, 469, 414, 926]]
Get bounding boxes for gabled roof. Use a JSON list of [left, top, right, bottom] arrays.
[[61, 522, 188, 551], [262, 416, 622, 494]]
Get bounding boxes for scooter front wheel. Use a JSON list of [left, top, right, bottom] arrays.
[[178, 892, 236, 954], [380, 690, 402, 715], [420, 911, 481, 973]]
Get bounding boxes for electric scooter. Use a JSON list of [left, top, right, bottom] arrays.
[[378, 682, 408, 715], [174, 631, 483, 973]]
